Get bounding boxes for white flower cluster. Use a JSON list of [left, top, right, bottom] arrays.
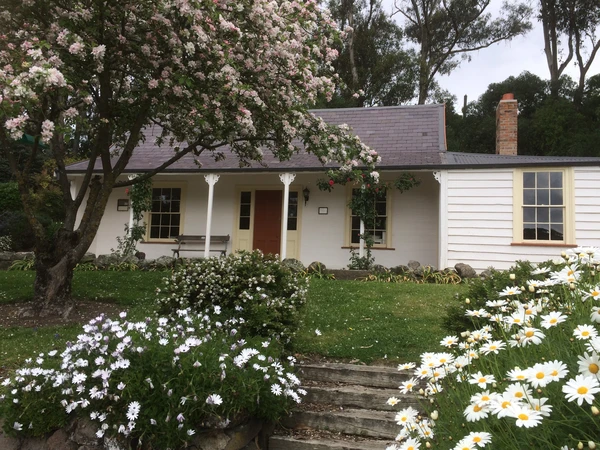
[[1, 309, 304, 444], [387, 247, 600, 450]]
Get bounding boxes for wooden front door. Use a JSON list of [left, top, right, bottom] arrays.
[[253, 190, 282, 256]]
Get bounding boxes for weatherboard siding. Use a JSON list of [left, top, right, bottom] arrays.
[[446, 169, 515, 271], [574, 167, 600, 244]]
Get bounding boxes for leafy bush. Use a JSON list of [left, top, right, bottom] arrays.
[[0, 182, 22, 212], [0, 311, 303, 449], [0, 235, 13, 252], [156, 251, 308, 345], [442, 260, 540, 334], [8, 257, 35, 271], [386, 247, 600, 450]]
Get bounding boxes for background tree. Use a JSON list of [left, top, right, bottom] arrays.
[[0, 0, 378, 316], [393, 0, 532, 104], [539, 0, 600, 103], [324, 0, 417, 107], [446, 71, 600, 156]]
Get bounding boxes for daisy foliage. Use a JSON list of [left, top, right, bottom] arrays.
[[0, 309, 304, 448], [388, 248, 600, 450]]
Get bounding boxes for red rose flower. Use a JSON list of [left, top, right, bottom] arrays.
[[328, 179, 334, 186]]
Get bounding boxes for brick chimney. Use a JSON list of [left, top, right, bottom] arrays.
[[495, 93, 518, 155]]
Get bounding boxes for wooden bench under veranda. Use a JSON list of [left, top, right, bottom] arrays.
[[171, 235, 230, 259]]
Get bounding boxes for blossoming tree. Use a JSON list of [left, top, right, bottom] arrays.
[[0, 0, 378, 315]]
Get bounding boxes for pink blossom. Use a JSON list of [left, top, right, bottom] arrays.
[[41, 120, 55, 143], [91, 45, 106, 60], [69, 42, 84, 55]]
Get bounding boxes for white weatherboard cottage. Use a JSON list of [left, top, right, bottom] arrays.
[[66, 95, 600, 272]]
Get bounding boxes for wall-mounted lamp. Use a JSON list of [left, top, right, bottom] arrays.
[[302, 187, 310, 206]]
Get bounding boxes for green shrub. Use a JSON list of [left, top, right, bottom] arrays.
[[8, 257, 35, 271], [0, 311, 303, 449], [156, 251, 308, 344], [442, 259, 542, 334], [0, 235, 13, 251], [0, 182, 22, 212]]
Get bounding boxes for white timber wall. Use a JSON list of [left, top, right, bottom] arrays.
[[574, 167, 600, 246], [446, 167, 600, 272]]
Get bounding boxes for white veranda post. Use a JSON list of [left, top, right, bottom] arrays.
[[127, 174, 137, 236], [204, 174, 220, 258], [359, 219, 365, 258], [279, 173, 296, 260]]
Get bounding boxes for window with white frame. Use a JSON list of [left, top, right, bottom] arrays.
[[515, 169, 572, 243], [148, 187, 182, 240], [349, 189, 389, 246]]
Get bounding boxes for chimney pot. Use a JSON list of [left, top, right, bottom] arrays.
[[502, 93, 515, 100]]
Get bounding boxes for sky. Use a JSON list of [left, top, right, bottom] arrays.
[[381, 0, 600, 107]]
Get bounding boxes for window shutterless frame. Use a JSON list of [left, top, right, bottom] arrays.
[[512, 168, 574, 245]]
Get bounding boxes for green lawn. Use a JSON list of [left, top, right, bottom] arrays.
[[0, 271, 466, 372], [293, 279, 466, 364]]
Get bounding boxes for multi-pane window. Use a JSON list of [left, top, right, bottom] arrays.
[[239, 191, 251, 230], [350, 189, 387, 245], [288, 192, 298, 231], [522, 171, 564, 241], [149, 187, 181, 239]]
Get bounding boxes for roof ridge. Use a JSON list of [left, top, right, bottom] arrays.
[[309, 104, 444, 113]]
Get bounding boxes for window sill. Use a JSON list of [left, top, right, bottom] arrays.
[[511, 242, 576, 248], [342, 246, 396, 251], [140, 240, 177, 244]]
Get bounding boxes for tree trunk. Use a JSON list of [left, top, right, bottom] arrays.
[[34, 251, 76, 318]]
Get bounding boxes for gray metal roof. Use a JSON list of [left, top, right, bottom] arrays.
[[442, 152, 600, 168], [65, 104, 600, 174]]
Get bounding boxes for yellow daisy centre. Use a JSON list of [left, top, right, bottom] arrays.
[[551, 370, 558, 376], [568, 270, 574, 276], [514, 318, 521, 323], [501, 401, 511, 408], [518, 413, 529, 420], [515, 392, 524, 398], [550, 318, 557, 323], [536, 372, 545, 379], [481, 395, 490, 401], [407, 446, 415, 450], [589, 364, 599, 374], [478, 377, 487, 383], [583, 331, 590, 336], [473, 405, 482, 412], [578, 386, 589, 395], [473, 436, 482, 443], [525, 309, 533, 315], [592, 290, 599, 297], [525, 331, 535, 338]]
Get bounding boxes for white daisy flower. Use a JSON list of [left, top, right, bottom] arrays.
[[562, 375, 600, 405]]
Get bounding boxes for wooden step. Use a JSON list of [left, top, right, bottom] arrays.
[[299, 363, 412, 389], [269, 435, 390, 450], [281, 409, 398, 440], [303, 385, 419, 412]]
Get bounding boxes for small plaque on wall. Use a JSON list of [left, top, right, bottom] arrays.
[[318, 207, 328, 215], [117, 199, 130, 211]]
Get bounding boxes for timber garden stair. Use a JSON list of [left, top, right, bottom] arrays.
[[268, 362, 421, 450]]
